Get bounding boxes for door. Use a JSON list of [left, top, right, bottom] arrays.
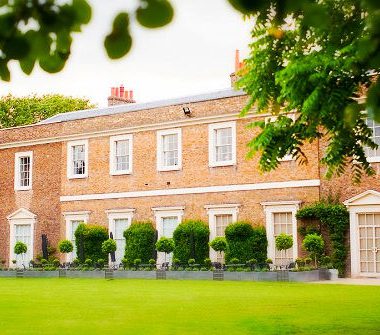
[[113, 218, 129, 265], [160, 216, 179, 265], [69, 220, 81, 262], [14, 224, 32, 267], [273, 212, 294, 266], [358, 213, 380, 275]]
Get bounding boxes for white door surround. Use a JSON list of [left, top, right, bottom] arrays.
[[261, 201, 301, 266], [7, 208, 36, 268], [344, 190, 380, 277]]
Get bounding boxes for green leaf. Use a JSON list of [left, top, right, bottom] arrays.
[[0, 61, 10, 81], [104, 13, 132, 59], [39, 54, 66, 73], [3, 35, 30, 60], [227, 0, 269, 14], [19, 56, 36, 75], [72, 0, 92, 24], [104, 32, 132, 59], [136, 0, 174, 28]]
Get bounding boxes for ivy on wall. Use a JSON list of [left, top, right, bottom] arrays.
[[296, 203, 349, 276]]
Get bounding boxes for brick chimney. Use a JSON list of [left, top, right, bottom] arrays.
[[230, 50, 244, 87], [108, 84, 136, 106]]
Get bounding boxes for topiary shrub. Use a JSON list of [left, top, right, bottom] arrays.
[[14, 241, 27, 255], [302, 233, 325, 267], [156, 237, 175, 264], [209, 237, 227, 253], [172, 220, 209, 264], [225, 222, 268, 264], [58, 240, 73, 254], [74, 223, 109, 263], [124, 221, 156, 266], [102, 238, 117, 254]]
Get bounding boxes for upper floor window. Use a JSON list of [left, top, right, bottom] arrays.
[[14, 151, 33, 191], [67, 140, 88, 179], [208, 121, 236, 167], [157, 129, 182, 171], [365, 118, 380, 162], [110, 135, 133, 175]]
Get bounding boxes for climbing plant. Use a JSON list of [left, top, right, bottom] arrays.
[[296, 202, 349, 276]]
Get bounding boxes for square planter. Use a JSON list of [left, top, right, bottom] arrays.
[[328, 269, 339, 280], [113, 270, 156, 279], [166, 271, 213, 280]]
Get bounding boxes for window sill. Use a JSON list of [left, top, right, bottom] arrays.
[[368, 157, 380, 163], [209, 161, 236, 168], [14, 187, 32, 191], [68, 174, 88, 179], [110, 170, 132, 176], [157, 166, 181, 172]]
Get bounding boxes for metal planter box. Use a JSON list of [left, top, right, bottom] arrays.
[[113, 270, 156, 279], [288, 270, 320, 282], [0, 270, 16, 277], [166, 271, 213, 280], [66, 270, 105, 278], [23, 270, 59, 278]]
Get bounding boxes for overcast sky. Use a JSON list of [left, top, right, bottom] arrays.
[[0, 0, 252, 107]]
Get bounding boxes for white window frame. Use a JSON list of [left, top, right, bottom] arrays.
[[14, 151, 33, 191], [208, 121, 236, 167], [265, 114, 295, 162], [67, 140, 89, 179], [156, 128, 182, 171], [63, 211, 90, 262], [261, 201, 300, 265], [7, 208, 36, 268], [365, 118, 380, 163], [106, 209, 135, 265], [109, 134, 133, 175], [153, 206, 184, 265], [205, 204, 240, 261]]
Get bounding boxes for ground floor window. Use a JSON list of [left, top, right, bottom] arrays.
[[205, 204, 239, 263], [153, 207, 184, 266], [262, 201, 300, 267]]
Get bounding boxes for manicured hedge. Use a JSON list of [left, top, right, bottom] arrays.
[[74, 223, 109, 263], [124, 221, 157, 266], [225, 222, 267, 264], [173, 220, 210, 264]]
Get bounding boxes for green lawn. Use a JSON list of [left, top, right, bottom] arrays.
[[0, 279, 379, 334]]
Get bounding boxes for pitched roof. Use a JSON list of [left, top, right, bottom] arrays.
[[39, 88, 246, 125]]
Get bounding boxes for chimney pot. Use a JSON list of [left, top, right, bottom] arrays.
[[115, 87, 119, 97], [120, 84, 124, 97], [124, 90, 129, 99], [129, 90, 134, 100], [235, 49, 240, 73]]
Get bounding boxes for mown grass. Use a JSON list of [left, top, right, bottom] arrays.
[[0, 278, 379, 334]]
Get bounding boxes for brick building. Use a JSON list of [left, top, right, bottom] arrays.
[[0, 57, 380, 277]]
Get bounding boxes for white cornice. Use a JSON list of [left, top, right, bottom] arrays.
[[60, 179, 320, 202], [0, 112, 254, 149]]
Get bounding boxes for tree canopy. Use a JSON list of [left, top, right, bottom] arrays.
[[0, 94, 95, 128], [236, 0, 380, 182]]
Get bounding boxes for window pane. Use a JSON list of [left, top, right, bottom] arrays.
[[115, 140, 130, 171], [114, 219, 129, 264], [365, 119, 380, 158], [19, 156, 31, 187], [215, 214, 233, 237], [215, 127, 232, 162], [72, 145, 86, 175], [162, 134, 178, 167]]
